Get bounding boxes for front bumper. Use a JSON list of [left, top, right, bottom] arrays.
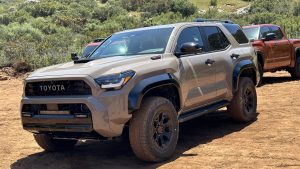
[[21, 75, 132, 138]]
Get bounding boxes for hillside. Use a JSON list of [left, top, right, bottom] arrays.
[[190, 0, 249, 12], [1, 0, 300, 70]]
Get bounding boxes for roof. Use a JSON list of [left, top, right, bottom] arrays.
[[115, 22, 224, 34], [243, 24, 279, 28]]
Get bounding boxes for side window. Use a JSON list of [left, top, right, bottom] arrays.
[[270, 26, 284, 40], [202, 26, 230, 51], [223, 24, 249, 44], [176, 27, 204, 53], [259, 26, 271, 39]]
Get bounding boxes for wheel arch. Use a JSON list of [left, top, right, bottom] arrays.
[[233, 59, 257, 91], [256, 51, 264, 68], [128, 74, 182, 112]]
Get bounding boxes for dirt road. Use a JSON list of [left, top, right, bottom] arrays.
[[0, 72, 300, 169]]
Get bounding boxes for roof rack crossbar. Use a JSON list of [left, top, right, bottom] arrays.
[[193, 18, 234, 24]]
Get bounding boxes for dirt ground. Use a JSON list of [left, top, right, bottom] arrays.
[[0, 71, 300, 169]]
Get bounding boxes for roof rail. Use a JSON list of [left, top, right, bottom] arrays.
[[193, 18, 234, 24]]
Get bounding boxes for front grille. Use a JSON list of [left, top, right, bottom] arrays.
[[22, 104, 91, 115], [25, 80, 92, 96]]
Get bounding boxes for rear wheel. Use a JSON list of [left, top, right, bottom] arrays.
[[129, 97, 179, 162], [34, 134, 77, 152], [290, 57, 300, 79], [227, 77, 257, 122]]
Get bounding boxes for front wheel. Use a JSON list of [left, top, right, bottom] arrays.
[[227, 77, 257, 122], [34, 134, 77, 152], [129, 97, 179, 162], [289, 57, 300, 79]]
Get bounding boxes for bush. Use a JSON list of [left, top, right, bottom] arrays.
[[210, 0, 217, 6], [171, 0, 197, 17], [1, 0, 300, 70]]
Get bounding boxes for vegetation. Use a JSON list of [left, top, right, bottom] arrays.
[[0, 0, 300, 69]]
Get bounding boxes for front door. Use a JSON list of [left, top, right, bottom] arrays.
[[269, 26, 292, 67], [175, 26, 216, 111]]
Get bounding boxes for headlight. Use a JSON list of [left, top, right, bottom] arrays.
[[95, 70, 135, 89]]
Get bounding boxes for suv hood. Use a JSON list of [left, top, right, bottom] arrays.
[[28, 55, 157, 79]]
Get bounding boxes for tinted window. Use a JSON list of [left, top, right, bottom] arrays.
[[83, 46, 97, 57], [176, 27, 204, 53], [270, 26, 284, 40], [203, 26, 230, 51], [223, 24, 249, 44], [260, 26, 271, 39], [90, 28, 173, 59]]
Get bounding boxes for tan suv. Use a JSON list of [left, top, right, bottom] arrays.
[[21, 21, 259, 162]]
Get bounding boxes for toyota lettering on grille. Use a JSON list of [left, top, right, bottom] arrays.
[[39, 85, 66, 92]]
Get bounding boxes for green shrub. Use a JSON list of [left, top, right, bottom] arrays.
[[210, 0, 217, 6], [171, 0, 197, 17]]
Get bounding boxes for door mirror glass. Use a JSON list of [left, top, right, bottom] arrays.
[[263, 33, 276, 41], [176, 42, 202, 57]]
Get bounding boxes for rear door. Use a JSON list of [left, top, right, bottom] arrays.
[[176, 26, 217, 111], [201, 26, 232, 101]]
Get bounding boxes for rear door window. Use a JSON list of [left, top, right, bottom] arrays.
[[223, 24, 249, 44], [202, 26, 230, 51]]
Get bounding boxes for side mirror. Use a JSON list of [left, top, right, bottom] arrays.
[[176, 42, 202, 57], [71, 53, 79, 61], [263, 33, 276, 41]]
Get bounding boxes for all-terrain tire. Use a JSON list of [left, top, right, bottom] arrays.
[[129, 97, 179, 162], [227, 77, 257, 122], [34, 134, 77, 152], [257, 62, 264, 86], [290, 57, 300, 79]]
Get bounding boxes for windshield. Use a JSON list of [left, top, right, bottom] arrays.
[[243, 27, 260, 40], [83, 46, 98, 57], [89, 28, 173, 59]]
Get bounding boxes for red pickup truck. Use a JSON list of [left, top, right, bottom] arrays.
[[243, 24, 300, 84]]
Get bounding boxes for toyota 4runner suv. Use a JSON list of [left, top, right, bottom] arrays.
[[21, 21, 259, 162]]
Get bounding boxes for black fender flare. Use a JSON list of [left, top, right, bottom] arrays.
[[128, 74, 181, 111], [255, 51, 265, 66], [233, 59, 257, 91]]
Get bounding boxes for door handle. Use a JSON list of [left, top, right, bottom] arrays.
[[205, 59, 215, 65], [231, 54, 240, 59]]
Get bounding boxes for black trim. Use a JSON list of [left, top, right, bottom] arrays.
[[233, 59, 256, 91], [25, 80, 92, 96], [128, 74, 180, 111], [179, 100, 229, 123]]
